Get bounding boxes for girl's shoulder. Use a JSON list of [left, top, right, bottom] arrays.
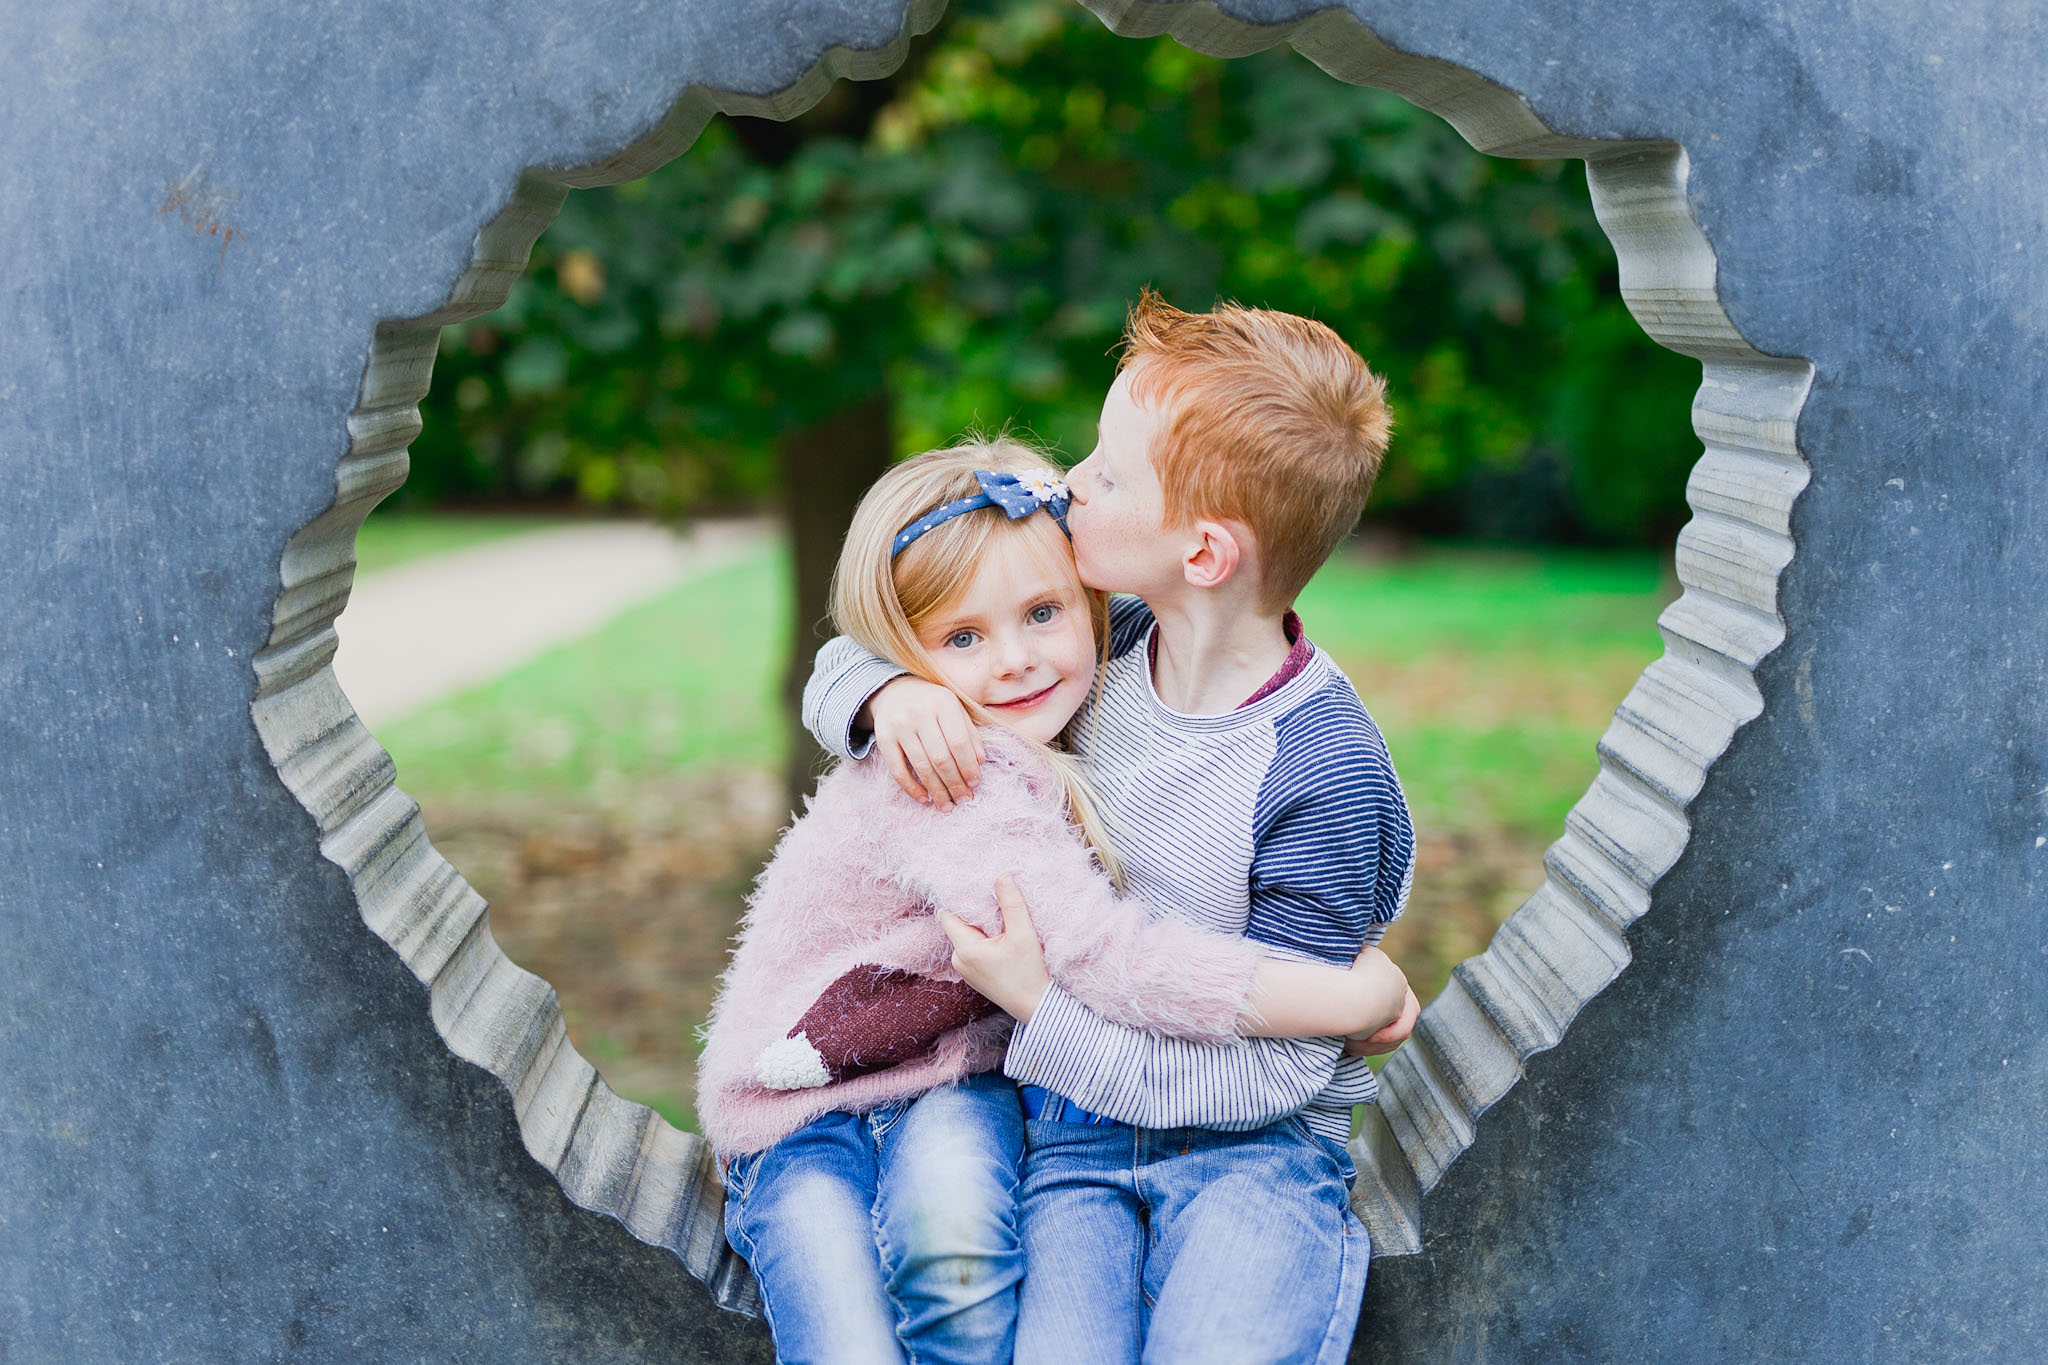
[[810, 749, 918, 813], [804, 727, 1065, 831], [806, 733, 1048, 807], [974, 726, 1064, 800]]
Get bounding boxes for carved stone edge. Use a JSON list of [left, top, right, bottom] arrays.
[[1082, 0, 1816, 1258], [247, 0, 947, 1320]]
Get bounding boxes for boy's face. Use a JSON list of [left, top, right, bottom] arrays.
[[1065, 369, 1187, 599]]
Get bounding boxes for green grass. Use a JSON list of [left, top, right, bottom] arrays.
[[1375, 720, 1620, 837], [353, 510, 572, 577], [380, 545, 791, 805], [1296, 546, 1671, 655], [1300, 545, 1674, 834]]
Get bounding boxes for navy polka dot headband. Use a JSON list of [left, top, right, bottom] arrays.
[[892, 468, 1072, 558]]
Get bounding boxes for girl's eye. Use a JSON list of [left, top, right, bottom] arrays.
[[946, 631, 979, 650], [1027, 603, 1060, 625]]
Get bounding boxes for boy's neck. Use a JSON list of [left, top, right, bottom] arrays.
[[1143, 585, 1293, 715]]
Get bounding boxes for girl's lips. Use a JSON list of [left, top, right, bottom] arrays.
[[987, 682, 1057, 710]]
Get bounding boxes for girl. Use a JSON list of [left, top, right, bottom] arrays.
[[696, 439, 1408, 1365]]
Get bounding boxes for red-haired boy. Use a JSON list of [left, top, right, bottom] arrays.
[[804, 291, 1417, 1363]]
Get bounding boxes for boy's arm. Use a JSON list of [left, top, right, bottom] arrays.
[[1002, 703, 1417, 1129], [993, 944, 1385, 1129], [800, 634, 908, 763], [1242, 948, 1409, 1040], [939, 883, 1353, 1128], [1242, 705, 1415, 965], [800, 636, 982, 807], [1005, 992, 1349, 1129], [1346, 982, 1421, 1055]]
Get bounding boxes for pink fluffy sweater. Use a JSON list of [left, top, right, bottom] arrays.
[[695, 729, 1267, 1157]]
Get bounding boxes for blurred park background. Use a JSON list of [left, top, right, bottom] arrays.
[[348, 0, 1698, 1130]]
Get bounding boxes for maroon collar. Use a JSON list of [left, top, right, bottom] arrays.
[[1147, 610, 1312, 710]]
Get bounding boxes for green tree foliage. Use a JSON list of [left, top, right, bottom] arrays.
[[406, 0, 1700, 544]]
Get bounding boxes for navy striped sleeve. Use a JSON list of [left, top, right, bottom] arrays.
[[1245, 678, 1415, 966], [1106, 595, 1154, 662]]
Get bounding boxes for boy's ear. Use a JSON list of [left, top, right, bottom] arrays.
[[1182, 519, 1248, 591]]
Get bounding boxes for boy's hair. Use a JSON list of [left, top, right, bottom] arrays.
[[1118, 288, 1392, 611], [830, 436, 1122, 883]]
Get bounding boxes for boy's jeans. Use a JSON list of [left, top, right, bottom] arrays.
[[722, 1072, 1026, 1365], [1013, 1107, 1368, 1365]]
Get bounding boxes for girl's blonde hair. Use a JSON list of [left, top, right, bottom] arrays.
[[830, 437, 1122, 884]]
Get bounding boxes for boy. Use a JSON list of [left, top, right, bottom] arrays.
[[802, 290, 1416, 1363]]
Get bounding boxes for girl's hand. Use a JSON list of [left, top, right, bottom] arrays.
[[938, 875, 1051, 1021], [864, 676, 983, 810]]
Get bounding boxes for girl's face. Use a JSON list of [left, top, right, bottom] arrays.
[[912, 526, 1097, 744]]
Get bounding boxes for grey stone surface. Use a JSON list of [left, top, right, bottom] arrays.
[[1, 0, 2042, 1360], [0, 0, 937, 1358]]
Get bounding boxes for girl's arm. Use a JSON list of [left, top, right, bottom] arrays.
[[943, 882, 1413, 1043], [765, 938, 1410, 1093], [887, 743, 1267, 1046], [756, 966, 999, 1090]]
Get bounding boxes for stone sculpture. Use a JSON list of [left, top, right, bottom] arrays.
[[2, 0, 2040, 1357]]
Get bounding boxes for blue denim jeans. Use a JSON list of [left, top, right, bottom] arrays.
[[723, 1072, 1026, 1365], [1012, 1111, 1367, 1365]]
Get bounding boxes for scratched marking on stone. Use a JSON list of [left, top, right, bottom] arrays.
[[160, 165, 244, 269]]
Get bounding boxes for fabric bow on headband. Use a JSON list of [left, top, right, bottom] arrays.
[[892, 469, 1072, 557]]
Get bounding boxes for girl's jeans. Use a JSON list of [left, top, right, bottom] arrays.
[[1013, 1106, 1368, 1365], [722, 1072, 1026, 1365]]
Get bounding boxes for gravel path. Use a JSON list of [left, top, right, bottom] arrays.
[[332, 517, 774, 728]]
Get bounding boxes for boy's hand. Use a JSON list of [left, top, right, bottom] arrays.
[[1344, 983, 1419, 1056], [864, 676, 982, 810], [938, 875, 1050, 1022]]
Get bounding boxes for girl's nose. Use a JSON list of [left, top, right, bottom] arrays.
[[992, 631, 1032, 677]]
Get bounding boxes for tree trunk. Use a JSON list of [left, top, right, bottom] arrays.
[[777, 394, 893, 811]]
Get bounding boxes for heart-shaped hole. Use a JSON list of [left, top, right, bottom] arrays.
[[251, 2, 1811, 1315]]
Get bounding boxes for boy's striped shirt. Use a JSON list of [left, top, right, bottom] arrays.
[[803, 596, 1415, 1140]]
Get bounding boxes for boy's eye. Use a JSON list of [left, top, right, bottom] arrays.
[[945, 630, 979, 650], [1027, 603, 1060, 625]]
